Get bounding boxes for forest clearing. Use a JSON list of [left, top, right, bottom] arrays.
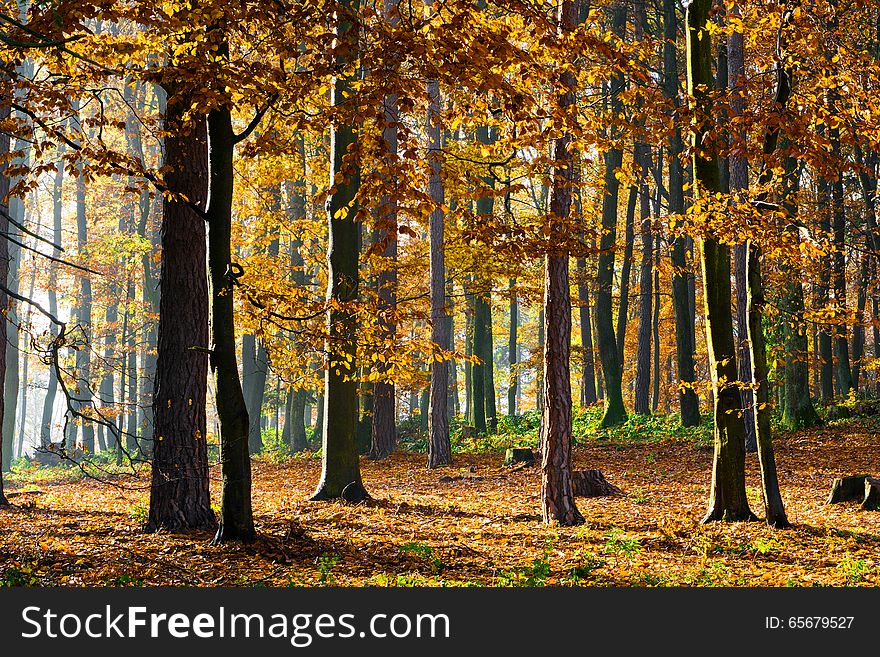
[[3, 413, 880, 588]]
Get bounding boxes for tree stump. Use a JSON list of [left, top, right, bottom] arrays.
[[461, 426, 476, 441], [572, 470, 621, 497], [861, 477, 880, 511], [503, 448, 535, 467], [826, 475, 870, 504]]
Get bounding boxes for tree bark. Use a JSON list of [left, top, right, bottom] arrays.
[[596, 2, 628, 429], [664, 0, 700, 427], [311, 0, 368, 502], [146, 94, 214, 533], [634, 150, 653, 415], [687, 0, 755, 523], [206, 96, 254, 543], [507, 278, 518, 417], [427, 65, 451, 468], [541, 0, 584, 527]]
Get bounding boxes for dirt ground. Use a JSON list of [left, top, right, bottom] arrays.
[[2, 419, 879, 587]]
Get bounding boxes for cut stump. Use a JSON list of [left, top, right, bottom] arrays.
[[503, 448, 535, 467], [826, 475, 870, 504], [861, 477, 880, 511], [572, 470, 621, 497]]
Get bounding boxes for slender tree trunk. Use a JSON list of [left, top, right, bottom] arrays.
[[427, 64, 451, 467], [0, 86, 9, 501], [852, 250, 868, 391], [781, 153, 819, 431], [634, 153, 653, 415], [728, 10, 757, 452], [617, 147, 638, 365], [73, 151, 96, 454], [595, 2, 628, 429], [541, 0, 583, 527], [687, 0, 755, 523], [652, 233, 662, 412], [369, 3, 399, 460], [664, 0, 700, 427], [576, 256, 597, 406], [17, 211, 40, 457], [145, 95, 214, 533], [311, 0, 368, 502], [816, 177, 835, 403], [206, 95, 254, 542], [507, 278, 518, 417]]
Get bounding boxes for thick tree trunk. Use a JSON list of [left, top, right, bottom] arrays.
[[312, 0, 368, 502], [687, 0, 755, 523], [427, 69, 451, 468], [146, 96, 214, 533], [664, 0, 700, 427], [541, 0, 583, 528]]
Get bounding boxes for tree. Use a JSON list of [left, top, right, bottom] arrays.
[[311, 0, 369, 502], [595, 1, 628, 429], [427, 17, 451, 468], [145, 94, 214, 533], [541, 0, 583, 527], [663, 0, 700, 428], [686, 0, 755, 523]]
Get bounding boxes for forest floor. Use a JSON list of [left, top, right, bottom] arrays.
[[2, 416, 880, 587]]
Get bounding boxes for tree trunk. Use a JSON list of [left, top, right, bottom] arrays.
[[747, 245, 789, 528], [596, 2, 628, 429], [73, 152, 96, 454], [368, 18, 399, 459], [829, 88, 853, 396], [616, 147, 638, 365], [634, 150, 653, 415], [311, 0, 368, 502], [0, 86, 9, 501], [145, 95, 214, 533], [576, 257, 597, 406], [652, 233, 662, 412], [470, 289, 488, 433], [427, 65, 451, 467], [781, 155, 820, 430], [687, 0, 755, 523], [541, 0, 583, 527], [507, 278, 518, 417], [816, 177, 834, 403], [206, 97, 254, 543], [727, 13, 757, 453], [664, 0, 700, 427]]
